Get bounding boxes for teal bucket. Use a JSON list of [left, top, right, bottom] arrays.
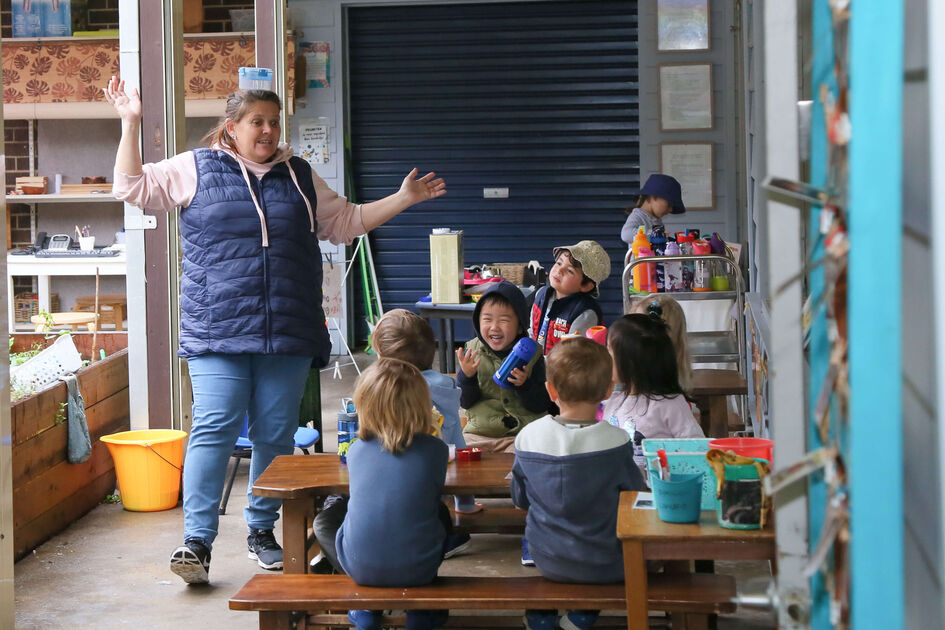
[[651, 472, 704, 524]]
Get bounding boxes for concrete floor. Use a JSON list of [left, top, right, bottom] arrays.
[[13, 351, 776, 629]]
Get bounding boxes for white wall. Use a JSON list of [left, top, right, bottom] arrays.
[[637, 0, 741, 242], [903, 0, 942, 626]]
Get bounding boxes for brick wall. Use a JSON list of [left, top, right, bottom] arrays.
[[6, 120, 34, 250]]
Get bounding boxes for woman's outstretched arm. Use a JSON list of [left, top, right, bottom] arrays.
[[103, 75, 143, 176]]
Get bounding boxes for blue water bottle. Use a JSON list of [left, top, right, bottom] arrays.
[[337, 397, 358, 464], [493, 338, 539, 388]]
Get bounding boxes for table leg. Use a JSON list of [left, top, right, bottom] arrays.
[[445, 317, 455, 374], [438, 317, 450, 374], [281, 497, 310, 574], [623, 541, 648, 630], [37, 275, 51, 314], [708, 396, 728, 438], [7, 274, 14, 331]]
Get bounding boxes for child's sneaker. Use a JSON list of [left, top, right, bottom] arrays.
[[348, 609, 383, 630], [443, 533, 472, 559], [247, 528, 283, 570], [521, 537, 536, 567], [523, 610, 558, 630], [169, 538, 211, 584], [559, 610, 600, 630], [309, 551, 335, 574]]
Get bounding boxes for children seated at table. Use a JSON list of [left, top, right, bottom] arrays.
[[631, 295, 693, 394], [601, 313, 704, 451], [511, 337, 646, 630], [329, 358, 452, 630], [456, 280, 552, 453], [373, 308, 483, 552], [529, 240, 610, 355]]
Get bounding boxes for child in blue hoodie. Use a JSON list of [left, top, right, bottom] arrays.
[[512, 337, 646, 630]]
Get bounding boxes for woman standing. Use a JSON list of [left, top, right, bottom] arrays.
[[104, 76, 445, 585]]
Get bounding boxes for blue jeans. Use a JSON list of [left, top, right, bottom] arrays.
[[183, 353, 312, 546]]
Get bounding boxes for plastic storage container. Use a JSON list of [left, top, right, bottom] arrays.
[[642, 438, 717, 510], [238, 66, 273, 90]]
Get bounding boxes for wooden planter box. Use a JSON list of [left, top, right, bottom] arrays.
[[11, 333, 129, 561]]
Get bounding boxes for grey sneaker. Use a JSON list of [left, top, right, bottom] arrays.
[[247, 528, 283, 570], [169, 538, 211, 584]]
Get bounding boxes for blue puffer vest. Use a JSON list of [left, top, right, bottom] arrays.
[[178, 148, 329, 366]]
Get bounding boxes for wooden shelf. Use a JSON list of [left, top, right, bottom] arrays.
[[6, 193, 118, 203]]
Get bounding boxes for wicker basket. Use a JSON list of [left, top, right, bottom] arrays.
[[489, 263, 527, 286], [14, 292, 60, 323]]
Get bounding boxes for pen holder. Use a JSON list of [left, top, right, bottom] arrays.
[[78, 236, 95, 251], [710, 456, 769, 530], [651, 472, 704, 524]]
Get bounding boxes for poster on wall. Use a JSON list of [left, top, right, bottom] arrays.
[[657, 0, 710, 51], [298, 118, 331, 166], [322, 260, 343, 319], [301, 41, 330, 88], [659, 142, 713, 209], [659, 63, 713, 130]]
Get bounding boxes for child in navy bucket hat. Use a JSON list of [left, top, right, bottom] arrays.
[[620, 173, 686, 246]]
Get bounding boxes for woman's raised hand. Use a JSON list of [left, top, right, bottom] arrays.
[[103, 76, 142, 123], [399, 168, 447, 206]]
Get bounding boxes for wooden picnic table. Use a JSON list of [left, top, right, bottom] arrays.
[[253, 451, 516, 574], [617, 491, 776, 630], [691, 368, 748, 438]]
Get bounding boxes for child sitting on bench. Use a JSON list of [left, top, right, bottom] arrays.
[[331, 358, 452, 630], [512, 338, 646, 630]]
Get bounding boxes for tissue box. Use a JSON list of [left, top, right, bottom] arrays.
[[430, 230, 464, 304]]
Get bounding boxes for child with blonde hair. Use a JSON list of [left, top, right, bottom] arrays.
[[513, 338, 645, 630], [631, 295, 692, 394], [331, 358, 451, 630]]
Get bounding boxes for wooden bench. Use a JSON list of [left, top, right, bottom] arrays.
[[230, 573, 737, 630]]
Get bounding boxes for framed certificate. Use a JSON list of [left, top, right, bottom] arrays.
[[659, 63, 713, 131], [658, 0, 710, 52], [659, 142, 713, 209]]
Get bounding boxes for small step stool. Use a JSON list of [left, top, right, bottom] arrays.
[[31, 312, 98, 332]]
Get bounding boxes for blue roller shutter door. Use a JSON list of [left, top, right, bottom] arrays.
[[349, 0, 639, 341]]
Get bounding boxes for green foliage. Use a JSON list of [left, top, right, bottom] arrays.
[[101, 494, 121, 505]]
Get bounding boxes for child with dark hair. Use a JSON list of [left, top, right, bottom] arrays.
[[512, 338, 646, 630], [601, 313, 704, 444], [456, 281, 552, 454], [529, 240, 610, 356]]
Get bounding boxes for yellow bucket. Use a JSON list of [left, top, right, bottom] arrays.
[[100, 430, 188, 512]]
